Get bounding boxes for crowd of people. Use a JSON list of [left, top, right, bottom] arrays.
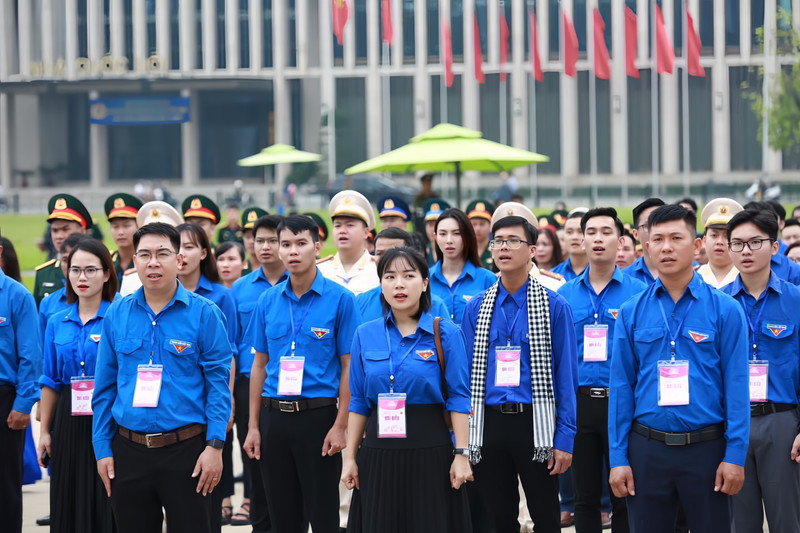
[[1, 183, 799, 533]]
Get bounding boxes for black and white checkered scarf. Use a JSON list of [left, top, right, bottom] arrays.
[[468, 274, 555, 464]]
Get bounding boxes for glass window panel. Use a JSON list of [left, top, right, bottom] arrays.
[[729, 66, 762, 171], [216, 0, 226, 69], [287, 0, 296, 67], [574, 0, 587, 53], [428, 0, 440, 62], [355, 0, 366, 62], [67, 95, 90, 182], [335, 78, 367, 173], [403, 0, 414, 60], [725, 0, 739, 51], [751, 0, 765, 50], [549, 0, 559, 59], [78, 0, 88, 58], [389, 77, 414, 149], [677, 70, 713, 172], [627, 70, 660, 173], [171, 0, 180, 68], [452, 0, 464, 57], [577, 73, 611, 174], [240, 0, 249, 68], [533, 72, 561, 174], [263, 0, 273, 67], [699, 0, 713, 54], [431, 75, 463, 126]]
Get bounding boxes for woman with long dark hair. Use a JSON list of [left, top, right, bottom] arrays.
[[534, 227, 563, 272], [216, 241, 247, 289]]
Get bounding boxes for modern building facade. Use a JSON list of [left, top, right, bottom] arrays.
[[0, 0, 797, 205]]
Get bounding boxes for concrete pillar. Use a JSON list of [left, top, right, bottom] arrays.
[[510, 0, 527, 151], [202, 0, 218, 72], [763, 0, 782, 172], [741, 0, 751, 59], [17, 0, 31, 76], [89, 91, 108, 188], [366, 0, 383, 157], [560, 0, 579, 184], [462, 0, 479, 131], [660, 0, 680, 176], [41, 0, 54, 75], [181, 89, 200, 186], [180, 0, 197, 71], [157, 0, 171, 70], [0, 94, 12, 191], [249, 0, 263, 71], [413, 0, 431, 134], [273, 0, 291, 194], [226, 0, 239, 72], [132, 0, 147, 72], [610, 0, 629, 177], [712, 0, 730, 174]]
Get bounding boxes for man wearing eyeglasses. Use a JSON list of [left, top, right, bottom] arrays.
[[623, 198, 666, 285], [696, 199, 743, 289], [462, 202, 578, 532], [92, 223, 233, 533], [721, 208, 800, 533], [744, 201, 800, 285]]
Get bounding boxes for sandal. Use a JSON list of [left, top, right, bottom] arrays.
[[230, 501, 251, 526], [221, 504, 233, 526]]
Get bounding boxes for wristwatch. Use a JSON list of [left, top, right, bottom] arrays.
[[205, 439, 225, 450], [453, 448, 470, 457]]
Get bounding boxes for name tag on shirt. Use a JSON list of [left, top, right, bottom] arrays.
[[70, 377, 94, 416], [495, 346, 521, 387], [749, 361, 769, 403], [658, 360, 690, 406], [278, 356, 305, 396], [583, 325, 609, 362], [377, 393, 407, 438], [132, 364, 163, 407]]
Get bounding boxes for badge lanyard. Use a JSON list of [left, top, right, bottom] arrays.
[[656, 298, 694, 406], [70, 322, 96, 416], [277, 294, 316, 396], [495, 298, 524, 386], [738, 291, 769, 360], [288, 294, 316, 358], [739, 292, 770, 402], [588, 285, 609, 325], [383, 323, 422, 393], [584, 285, 610, 362], [133, 306, 164, 408], [378, 322, 414, 438], [657, 298, 694, 362], [499, 297, 526, 346]]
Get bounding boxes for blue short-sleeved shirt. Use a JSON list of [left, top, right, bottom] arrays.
[[0, 269, 42, 413], [356, 285, 452, 323], [92, 283, 233, 460], [429, 261, 496, 324], [551, 257, 586, 282], [623, 256, 657, 285], [250, 269, 360, 399], [231, 267, 288, 377], [193, 275, 238, 347], [40, 300, 112, 391], [39, 287, 68, 340], [770, 253, 800, 285], [557, 267, 647, 388], [722, 273, 800, 405], [461, 279, 578, 453], [349, 312, 471, 416], [609, 273, 750, 468]]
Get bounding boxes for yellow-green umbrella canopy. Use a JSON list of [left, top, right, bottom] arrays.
[[237, 144, 321, 166]]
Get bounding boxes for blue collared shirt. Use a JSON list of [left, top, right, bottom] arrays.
[[356, 286, 452, 323], [461, 279, 578, 453], [722, 272, 800, 405], [622, 256, 657, 285], [250, 269, 359, 399], [429, 261, 496, 324], [770, 253, 800, 285], [551, 257, 586, 282], [558, 266, 648, 388], [39, 287, 68, 340], [193, 274, 238, 347], [349, 312, 471, 416], [92, 283, 233, 460], [41, 300, 112, 391], [609, 273, 750, 468], [231, 267, 288, 377], [0, 269, 42, 413]]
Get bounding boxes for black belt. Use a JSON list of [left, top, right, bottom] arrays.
[[118, 423, 204, 449], [263, 397, 337, 413], [0, 384, 15, 393], [487, 403, 531, 414], [578, 386, 609, 399], [632, 421, 724, 446], [750, 402, 797, 417]]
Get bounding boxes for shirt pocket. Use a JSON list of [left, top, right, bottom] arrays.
[[364, 350, 390, 374], [162, 338, 199, 377], [53, 334, 77, 378], [632, 327, 663, 357], [0, 316, 12, 353], [761, 322, 795, 342]]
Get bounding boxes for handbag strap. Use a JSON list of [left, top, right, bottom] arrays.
[[433, 316, 447, 401]]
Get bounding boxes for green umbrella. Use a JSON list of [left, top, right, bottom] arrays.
[[237, 144, 321, 166], [344, 123, 549, 207]]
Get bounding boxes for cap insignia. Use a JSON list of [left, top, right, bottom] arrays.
[[190, 198, 202, 209], [151, 208, 161, 218], [342, 196, 354, 205], [54, 198, 67, 210], [718, 205, 729, 215], [477, 202, 485, 211], [247, 211, 258, 222], [114, 198, 125, 208], [385, 199, 395, 209]]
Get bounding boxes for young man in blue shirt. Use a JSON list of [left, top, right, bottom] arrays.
[[558, 207, 647, 533], [0, 232, 42, 533], [609, 205, 750, 533], [744, 201, 800, 285], [244, 215, 359, 533], [722, 208, 800, 533], [92, 223, 233, 533], [462, 202, 578, 532], [623, 198, 665, 285]]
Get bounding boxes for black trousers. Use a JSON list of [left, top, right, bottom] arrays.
[[258, 404, 341, 533], [472, 408, 560, 533], [235, 376, 271, 532], [572, 393, 628, 533], [110, 432, 214, 533], [0, 389, 24, 533]]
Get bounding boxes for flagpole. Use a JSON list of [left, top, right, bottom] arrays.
[[382, 39, 391, 154], [559, 0, 567, 201], [499, 0, 507, 145], [328, 2, 337, 185], [440, 2, 449, 198], [650, 0, 659, 197], [681, 0, 690, 196], [528, 1, 538, 207], [589, 5, 598, 206]]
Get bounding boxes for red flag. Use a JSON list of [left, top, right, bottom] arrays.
[[333, 0, 348, 46], [529, 9, 543, 82], [442, 17, 454, 88], [655, 4, 674, 74], [625, 7, 639, 78], [381, 0, 393, 45], [593, 9, 610, 80], [473, 14, 485, 83], [500, 11, 510, 81], [563, 10, 578, 77], [686, 9, 704, 77]]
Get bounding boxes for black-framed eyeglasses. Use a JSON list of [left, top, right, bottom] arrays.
[[728, 238, 774, 253], [68, 266, 106, 278], [134, 249, 177, 262], [490, 238, 532, 250]]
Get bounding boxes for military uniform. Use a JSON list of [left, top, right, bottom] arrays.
[[182, 195, 221, 246], [105, 193, 143, 286], [240, 207, 268, 275], [303, 212, 329, 244], [377, 196, 411, 231], [467, 199, 495, 270], [696, 199, 743, 289], [422, 199, 451, 266]]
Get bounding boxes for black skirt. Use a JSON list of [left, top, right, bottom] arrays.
[[347, 404, 472, 533], [50, 388, 115, 533]]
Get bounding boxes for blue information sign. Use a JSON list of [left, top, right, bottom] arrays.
[[89, 97, 190, 125]]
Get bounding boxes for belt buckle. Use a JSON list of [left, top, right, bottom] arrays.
[[278, 401, 296, 413], [145, 432, 163, 448], [501, 403, 520, 414], [664, 432, 687, 446], [589, 388, 607, 398]]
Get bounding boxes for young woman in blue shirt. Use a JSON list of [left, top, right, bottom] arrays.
[[38, 238, 118, 532], [342, 247, 473, 532]]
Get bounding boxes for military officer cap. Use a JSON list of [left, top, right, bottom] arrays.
[[466, 199, 494, 222], [549, 209, 569, 229], [424, 198, 451, 222], [105, 193, 143, 221], [47, 194, 93, 230], [182, 194, 221, 225], [490, 201, 538, 229], [568, 207, 590, 218], [303, 212, 329, 242], [378, 196, 411, 221], [241, 207, 269, 230], [700, 198, 743, 230], [137, 201, 184, 227], [329, 190, 376, 230]]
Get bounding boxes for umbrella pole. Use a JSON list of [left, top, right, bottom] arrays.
[[455, 162, 462, 208]]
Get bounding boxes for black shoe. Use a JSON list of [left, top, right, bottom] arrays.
[[36, 515, 51, 526]]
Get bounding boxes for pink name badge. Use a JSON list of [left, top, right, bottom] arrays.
[[132, 364, 163, 407], [748, 361, 769, 403], [70, 377, 95, 416], [377, 393, 407, 438], [495, 347, 521, 387], [278, 357, 305, 396], [658, 361, 690, 406], [583, 325, 609, 362]]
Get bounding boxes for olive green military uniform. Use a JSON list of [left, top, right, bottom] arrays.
[[466, 199, 495, 271]]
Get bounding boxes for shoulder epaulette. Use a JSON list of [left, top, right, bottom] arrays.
[[316, 255, 334, 265], [111, 250, 119, 260], [540, 269, 564, 281], [35, 259, 57, 271]]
